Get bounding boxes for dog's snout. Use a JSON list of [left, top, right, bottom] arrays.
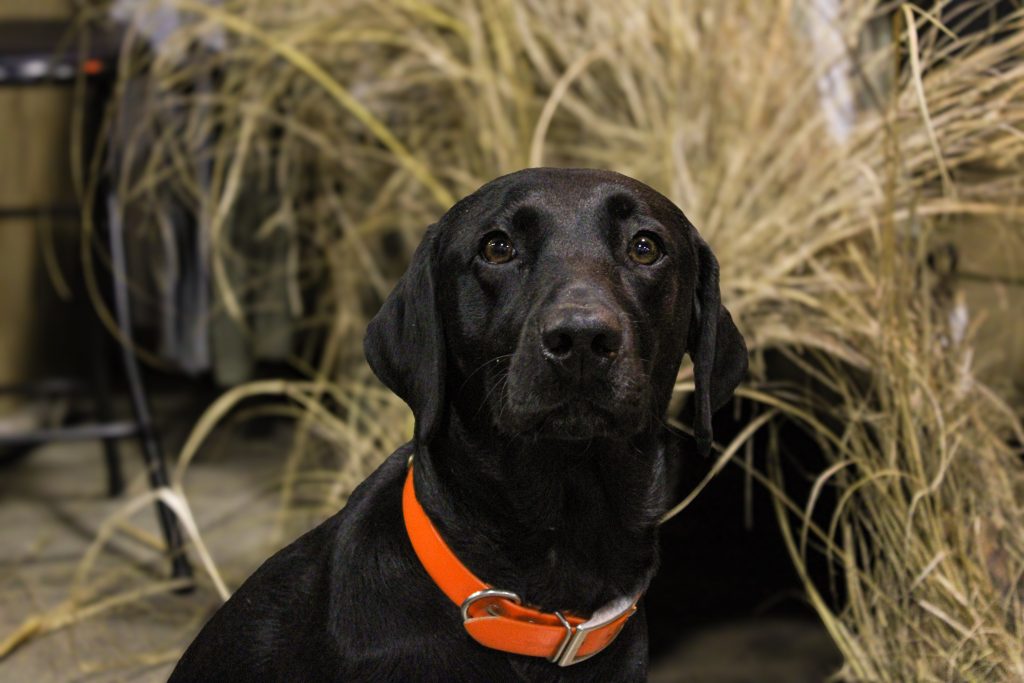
[[540, 305, 623, 373]]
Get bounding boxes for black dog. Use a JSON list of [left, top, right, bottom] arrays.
[[170, 168, 746, 682]]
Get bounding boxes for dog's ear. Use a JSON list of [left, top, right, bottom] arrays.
[[687, 233, 748, 457], [364, 224, 445, 443]]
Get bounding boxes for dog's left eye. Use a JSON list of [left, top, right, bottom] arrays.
[[480, 232, 517, 264], [627, 233, 663, 265]]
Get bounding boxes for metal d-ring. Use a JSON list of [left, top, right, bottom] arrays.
[[460, 588, 522, 621]]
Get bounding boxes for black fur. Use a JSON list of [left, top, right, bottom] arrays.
[[170, 168, 747, 682]]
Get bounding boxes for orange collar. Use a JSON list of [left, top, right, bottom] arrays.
[[402, 460, 640, 666]]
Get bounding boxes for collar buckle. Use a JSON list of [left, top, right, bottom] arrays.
[[550, 611, 597, 667]]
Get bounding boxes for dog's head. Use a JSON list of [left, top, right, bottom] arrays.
[[364, 168, 746, 455]]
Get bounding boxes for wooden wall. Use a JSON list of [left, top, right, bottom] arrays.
[[0, 0, 74, 410]]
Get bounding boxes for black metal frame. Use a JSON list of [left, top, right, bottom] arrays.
[[0, 19, 192, 584]]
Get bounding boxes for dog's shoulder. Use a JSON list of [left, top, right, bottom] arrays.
[[169, 444, 416, 681]]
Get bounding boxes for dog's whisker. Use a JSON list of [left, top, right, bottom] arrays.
[[455, 353, 516, 396], [472, 371, 511, 423]]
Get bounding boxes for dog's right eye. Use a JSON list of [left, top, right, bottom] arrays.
[[480, 232, 517, 264]]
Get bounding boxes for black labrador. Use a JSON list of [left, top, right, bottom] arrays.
[[170, 168, 747, 682]]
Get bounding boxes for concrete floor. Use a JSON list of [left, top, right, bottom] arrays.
[[1, 441, 275, 680], [0, 398, 839, 682]]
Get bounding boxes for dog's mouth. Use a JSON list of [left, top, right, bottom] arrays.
[[500, 396, 639, 441], [539, 401, 619, 440], [493, 329, 652, 440]]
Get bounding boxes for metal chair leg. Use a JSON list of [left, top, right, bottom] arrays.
[[90, 314, 124, 497], [105, 193, 193, 585]]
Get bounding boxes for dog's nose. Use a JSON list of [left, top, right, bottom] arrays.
[[540, 306, 623, 375]]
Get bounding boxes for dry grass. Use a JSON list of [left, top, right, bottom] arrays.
[[4, 0, 1024, 679]]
